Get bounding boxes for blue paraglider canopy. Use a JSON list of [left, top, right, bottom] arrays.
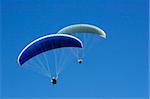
[[18, 34, 83, 65]]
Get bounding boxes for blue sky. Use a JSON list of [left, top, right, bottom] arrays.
[[1, 0, 149, 98]]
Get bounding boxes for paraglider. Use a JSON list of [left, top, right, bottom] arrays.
[[78, 58, 83, 64], [57, 24, 106, 64], [51, 76, 57, 85], [17, 34, 83, 84]]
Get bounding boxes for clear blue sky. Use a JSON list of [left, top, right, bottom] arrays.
[[1, 0, 149, 98]]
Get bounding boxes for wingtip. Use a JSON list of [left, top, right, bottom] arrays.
[[100, 34, 106, 39]]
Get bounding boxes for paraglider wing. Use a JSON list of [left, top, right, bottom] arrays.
[[18, 34, 83, 65], [57, 24, 106, 38]]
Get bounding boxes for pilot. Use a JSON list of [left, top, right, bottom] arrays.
[[78, 58, 83, 64], [51, 76, 57, 85]]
